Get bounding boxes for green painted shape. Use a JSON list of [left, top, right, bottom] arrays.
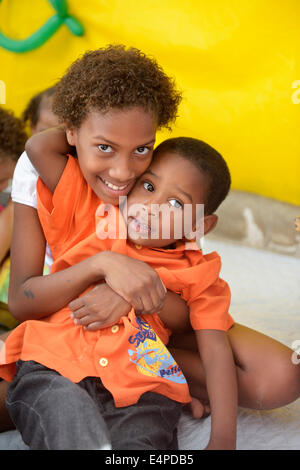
[[0, 0, 84, 53]]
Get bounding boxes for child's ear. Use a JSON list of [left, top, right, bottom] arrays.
[[203, 214, 218, 236], [186, 214, 218, 241], [66, 128, 77, 146]]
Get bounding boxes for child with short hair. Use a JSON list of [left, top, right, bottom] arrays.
[[0, 45, 189, 450], [1, 46, 299, 450], [13, 86, 59, 275], [22, 85, 58, 134]]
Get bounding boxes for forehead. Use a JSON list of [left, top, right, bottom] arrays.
[[148, 151, 210, 202], [78, 107, 157, 140], [152, 152, 208, 181]]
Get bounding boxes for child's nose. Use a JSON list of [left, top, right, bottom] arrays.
[[108, 156, 135, 183]]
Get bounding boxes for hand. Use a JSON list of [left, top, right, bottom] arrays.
[[99, 251, 166, 314], [69, 283, 132, 331]]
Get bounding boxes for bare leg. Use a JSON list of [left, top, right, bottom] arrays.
[[170, 323, 300, 411]]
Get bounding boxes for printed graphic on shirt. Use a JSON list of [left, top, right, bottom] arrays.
[[128, 317, 186, 384]]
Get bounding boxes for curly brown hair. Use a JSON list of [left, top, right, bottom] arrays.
[[0, 107, 27, 161], [53, 44, 182, 130]]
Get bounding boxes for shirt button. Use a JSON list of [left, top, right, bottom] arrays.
[[99, 357, 108, 367], [135, 244, 142, 250], [111, 325, 119, 333]]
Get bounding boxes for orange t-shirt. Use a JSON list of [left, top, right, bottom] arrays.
[[0, 156, 233, 407]]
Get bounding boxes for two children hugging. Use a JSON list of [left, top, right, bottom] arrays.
[[0, 45, 299, 450]]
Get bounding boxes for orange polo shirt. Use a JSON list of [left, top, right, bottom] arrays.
[[0, 156, 233, 407]]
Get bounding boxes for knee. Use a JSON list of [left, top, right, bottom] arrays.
[[253, 355, 300, 409]]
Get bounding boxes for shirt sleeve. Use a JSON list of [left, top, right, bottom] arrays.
[[158, 251, 233, 332], [186, 277, 233, 331], [11, 151, 38, 209], [181, 254, 233, 331]]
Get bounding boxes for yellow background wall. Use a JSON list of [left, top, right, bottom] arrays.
[[0, 0, 299, 205]]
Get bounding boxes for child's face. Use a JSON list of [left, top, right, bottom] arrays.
[[0, 156, 16, 192], [126, 152, 215, 248], [67, 107, 157, 205], [31, 98, 60, 134]]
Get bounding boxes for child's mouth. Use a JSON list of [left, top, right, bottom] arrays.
[[127, 216, 153, 238], [98, 176, 133, 196]]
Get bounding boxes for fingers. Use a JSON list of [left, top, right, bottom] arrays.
[[133, 279, 166, 315], [68, 297, 85, 312], [71, 310, 110, 328], [142, 278, 166, 315], [84, 322, 106, 331]]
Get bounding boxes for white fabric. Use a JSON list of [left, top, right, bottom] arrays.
[[11, 151, 38, 209]]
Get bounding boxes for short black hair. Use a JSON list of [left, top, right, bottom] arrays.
[[0, 107, 27, 161], [153, 137, 231, 214], [22, 85, 56, 127]]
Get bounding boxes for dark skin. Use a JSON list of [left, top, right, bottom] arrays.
[[23, 123, 238, 450], [124, 153, 300, 449], [66, 150, 300, 450], [125, 153, 237, 449], [2, 112, 299, 448], [0, 107, 190, 431]]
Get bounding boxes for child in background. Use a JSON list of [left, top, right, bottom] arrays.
[[0, 108, 27, 329], [14, 85, 59, 274], [0, 87, 58, 314], [22, 85, 58, 135], [0, 87, 59, 432]]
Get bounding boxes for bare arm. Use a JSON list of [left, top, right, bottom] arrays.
[[70, 287, 189, 331], [0, 201, 13, 263], [8, 203, 106, 322], [25, 126, 71, 192], [9, 204, 167, 323], [156, 290, 190, 332], [196, 329, 238, 450]]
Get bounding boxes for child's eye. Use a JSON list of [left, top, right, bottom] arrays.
[[135, 146, 150, 155], [98, 144, 113, 153], [143, 182, 154, 192], [169, 199, 183, 209]]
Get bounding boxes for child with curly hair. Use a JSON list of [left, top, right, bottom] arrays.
[[0, 45, 189, 450], [0, 46, 299, 450]]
